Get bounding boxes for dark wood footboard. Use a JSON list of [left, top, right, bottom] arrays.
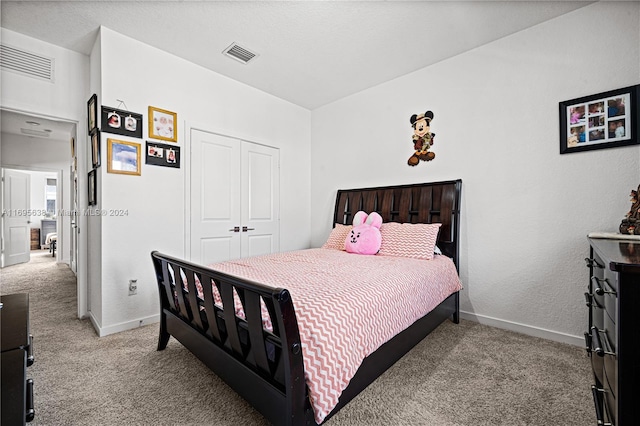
[[151, 251, 315, 425]]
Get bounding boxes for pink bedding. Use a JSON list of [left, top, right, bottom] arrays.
[[205, 248, 463, 424]]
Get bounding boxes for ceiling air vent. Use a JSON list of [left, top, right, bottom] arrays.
[[223, 43, 259, 64], [0, 43, 55, 82]]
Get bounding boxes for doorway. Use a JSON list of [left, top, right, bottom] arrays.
[[0, 108, 86, 317]]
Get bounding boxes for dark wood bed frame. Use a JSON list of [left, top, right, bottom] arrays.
[[151, 179, 462, 425]]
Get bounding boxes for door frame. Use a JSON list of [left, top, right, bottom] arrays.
[[0, 107, 88, 319], [185, 122, 281, 262]]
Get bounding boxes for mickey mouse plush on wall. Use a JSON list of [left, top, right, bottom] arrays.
[[407, 111, 435, 166]]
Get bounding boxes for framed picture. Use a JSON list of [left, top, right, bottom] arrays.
[[148, 106, 177, 142], [90, 129, 101, 168], [560, 85, 640, 154], [145, 141, 180, 168], [88, 169, 97, 206], [107, 138, 141, 176], [87, 94, 98, 134], [101, 106, 143, 138]]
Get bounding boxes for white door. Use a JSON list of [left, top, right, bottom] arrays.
[[241, 142, 280, 258], [190, 129, 279, 265], [1, 169, 31, 267]]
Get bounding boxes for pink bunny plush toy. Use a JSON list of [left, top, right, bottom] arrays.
[[345, 211, 383, 255]]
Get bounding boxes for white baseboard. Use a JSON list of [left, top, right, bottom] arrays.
[[89, 313, 160, 337], [86, 310, 583, 345], [460, 310, 584, 347]]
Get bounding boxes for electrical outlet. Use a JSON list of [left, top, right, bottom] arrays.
[[129, 279, 137, 295]]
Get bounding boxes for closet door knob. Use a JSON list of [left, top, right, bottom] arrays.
[[229, 226, 240, 232], [242, 226, 255, 232]]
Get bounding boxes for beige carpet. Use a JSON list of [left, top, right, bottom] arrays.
[[1, 252, 594, 425]]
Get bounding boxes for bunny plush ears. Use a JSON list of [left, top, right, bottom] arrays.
[[353, 211, 382, 228], [345, 211, 383, 255]]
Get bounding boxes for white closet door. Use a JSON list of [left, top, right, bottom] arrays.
[[190, 129, 242, 265], [190, 129, 279, 265], [241, 142, 280, 258]]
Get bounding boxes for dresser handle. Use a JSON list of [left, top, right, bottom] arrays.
[[591, 326, 605, 357], [585, 257, 604, 269], [584, 292, 604, 309], [591, 386, 612, 426], [26, 378, 35, 422], [590, 326, 616, 357], [27, 334, 34, 366], [584, 331, 592, 354], [591, 276, 617, 296]]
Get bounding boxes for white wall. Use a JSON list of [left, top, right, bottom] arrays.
[[93, 27, 311, 334], [310, 2, 640, 344]]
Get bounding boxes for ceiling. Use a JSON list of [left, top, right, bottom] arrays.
[[1, 110, 75, 141], [1, 1, 594, 111]]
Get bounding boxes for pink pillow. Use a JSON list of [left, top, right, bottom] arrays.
[[321, 223, 352, 250], [379, 222, 441, 260]]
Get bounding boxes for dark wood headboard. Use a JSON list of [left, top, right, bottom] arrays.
[[333, 180, 462, 269]]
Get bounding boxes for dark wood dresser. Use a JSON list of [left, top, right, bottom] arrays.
[[1, 293, 35, 425], [585, 237, 640, 425]]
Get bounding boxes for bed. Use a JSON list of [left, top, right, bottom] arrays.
[[151, 179, 462, 425]]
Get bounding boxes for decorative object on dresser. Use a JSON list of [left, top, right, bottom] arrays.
[[619, 184, 640, 235], [151, 179, 462, 425], [0, 293, 35, 425], [585, 237, 640, 425]]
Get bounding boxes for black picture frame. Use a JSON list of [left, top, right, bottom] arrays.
[[101, 106, 143, 138], [90, 129, 101, 168], [88, 169, 97, 206], [145, 141, 180, 168], [87, 94, 98, 134], [560, 85, 640, 154]]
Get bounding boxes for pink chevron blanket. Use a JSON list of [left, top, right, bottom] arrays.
[[208, 248, 462, 424]]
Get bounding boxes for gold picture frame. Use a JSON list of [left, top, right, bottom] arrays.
[[107, 138, 141, 176], [148, 106, 177, 142]]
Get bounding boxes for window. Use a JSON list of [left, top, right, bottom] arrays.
[[45, 178, 56, 216]]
